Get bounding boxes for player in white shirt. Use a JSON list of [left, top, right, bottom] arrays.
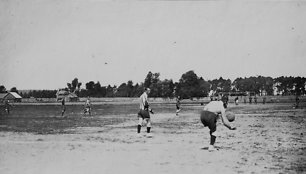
[[137, 88, 154, 136], [200, 95, 236, 151]]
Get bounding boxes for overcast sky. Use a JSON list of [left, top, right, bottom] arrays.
[[1, 0, 305, 90]]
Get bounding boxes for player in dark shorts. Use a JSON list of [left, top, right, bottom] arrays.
[[137, 88, 154, 137], [200, 110, 218, 135], [201, 95, 236, 151]]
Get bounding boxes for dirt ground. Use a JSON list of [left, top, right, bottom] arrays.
[[0, 103, 305, 174]]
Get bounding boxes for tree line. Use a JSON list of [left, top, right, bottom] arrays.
[[1, 71, 305, 99]]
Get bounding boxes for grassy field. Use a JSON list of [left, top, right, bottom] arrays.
[[0, 99, 305, 174], [0, 102, 190, 134]]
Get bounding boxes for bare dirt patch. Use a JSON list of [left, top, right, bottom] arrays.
[[0, 102, 305, 174]]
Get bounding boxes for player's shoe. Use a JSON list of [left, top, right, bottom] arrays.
[[208, 145, 217, 152], [211, 131, 220, 137]]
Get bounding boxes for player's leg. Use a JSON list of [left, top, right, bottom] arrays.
[[200, 111, 218, 151], [61, 106, 65, 116], [176, 105, 181, 116], [146, 118, 151, 133], [209, 125, 217, 150], [137, 117, 143, 133], [137, 110, 144, 133]]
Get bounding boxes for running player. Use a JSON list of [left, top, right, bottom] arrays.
[[137, 88, 154, 136], [200, 95, 236, 151]]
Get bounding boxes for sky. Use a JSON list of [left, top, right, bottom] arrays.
[[1, 0, 306, 90]]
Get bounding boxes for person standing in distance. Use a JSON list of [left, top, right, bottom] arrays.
[[176, 96, 181, 116], [137, 88, 154, 136], [200, 95, 236, 151], [4, 100, 11, 115], [234, 96, 239, 105], [61, 98, 66, 116], [84, 96, 92, 116]]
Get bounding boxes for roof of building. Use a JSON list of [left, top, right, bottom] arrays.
[[9, 92, 22, 99], [0, 93, 8, 99]]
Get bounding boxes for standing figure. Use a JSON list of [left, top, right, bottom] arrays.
[[137, 88, 154, 136], [262, 96, 266, 104], [234, 96, 239, 105], [200, 95, 236, 151], [295, 95, 300, 108], [61, 98, 66, 116], [254, 95, 258, 104], [4, 100, 11, 115], [84, 97, 92, 115], [176, 96, 181, 116], [249, 95, 252, 104]]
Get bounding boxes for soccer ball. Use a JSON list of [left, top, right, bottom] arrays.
[[226, 112, 235, 122]]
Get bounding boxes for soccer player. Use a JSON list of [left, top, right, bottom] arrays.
[[61, 98, 66, 116], [176, 96, 181, 116], [4, 100, 11, 115], [249, 95, 252, 104], [137, 88, 154, 136], [295, 95, 300, 108], [234, 96, 239, 105], [262, 96, 266, 104], [84, 96, 91, 115], [200, 95, 236, 151]]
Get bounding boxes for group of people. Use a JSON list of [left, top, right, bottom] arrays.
[[136, 88, 236, 151], [61, 96, 92, 117]]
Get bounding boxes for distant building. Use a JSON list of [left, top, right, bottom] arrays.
[[0, 92, 22, 102], [56, 89, 79, 102]]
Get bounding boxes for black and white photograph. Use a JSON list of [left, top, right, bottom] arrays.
[[1, 0, 305, 173]]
